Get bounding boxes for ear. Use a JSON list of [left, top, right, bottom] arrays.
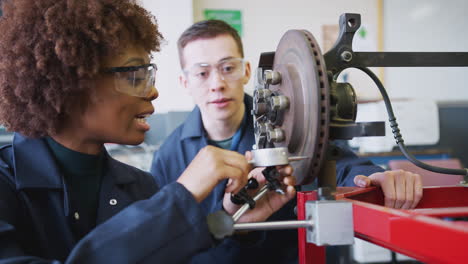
[[242, 61, 252, 85], [179, 73, 191, 95]]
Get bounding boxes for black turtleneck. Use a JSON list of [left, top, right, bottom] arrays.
[[45, 137, 104, 240]]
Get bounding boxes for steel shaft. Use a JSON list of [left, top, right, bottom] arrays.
[[234, 219, 313, 231]]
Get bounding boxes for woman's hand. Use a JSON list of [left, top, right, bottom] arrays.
[[177, 146, 250, 203]]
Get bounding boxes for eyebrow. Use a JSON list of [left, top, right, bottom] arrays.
[[123, 57, 147, 66], [219, 56, 236, 62], [193, 56, 238, 67]]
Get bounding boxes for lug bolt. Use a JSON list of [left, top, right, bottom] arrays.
[[267, 128, 285, 143], [269, 95, 290, 111], [264, 70, 282, 85]]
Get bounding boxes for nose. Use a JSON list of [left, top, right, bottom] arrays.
[[208, 69, 225, 92], [146, 85, 159, 101]]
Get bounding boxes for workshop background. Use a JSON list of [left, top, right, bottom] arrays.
[[105, 0, 468, 170], [0, 0, 467, 263], [111, 1, 468, 262]]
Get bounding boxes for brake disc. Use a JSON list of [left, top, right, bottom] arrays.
[[254, 30, 330, 185]]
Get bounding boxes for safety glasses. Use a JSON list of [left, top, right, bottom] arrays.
[[104, 63, 157, 97], [183, 58, 245, 86]]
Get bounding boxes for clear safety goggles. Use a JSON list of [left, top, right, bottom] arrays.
[[184, 58, 245, 86], [104, 63, 157, 97]]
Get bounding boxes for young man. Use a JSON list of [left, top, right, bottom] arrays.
[[150, 20, 423, 263]]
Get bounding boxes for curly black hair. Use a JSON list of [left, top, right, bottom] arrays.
[[0, 0, 163, 137]]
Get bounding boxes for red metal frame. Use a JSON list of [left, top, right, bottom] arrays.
[[297, 186, 468, 264]]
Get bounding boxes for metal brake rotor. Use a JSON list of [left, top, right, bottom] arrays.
[[253, 30, 330, 185]]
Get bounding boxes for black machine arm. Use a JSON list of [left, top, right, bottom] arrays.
[[324, 13, 468, 76], [325, 13, 468, 181]]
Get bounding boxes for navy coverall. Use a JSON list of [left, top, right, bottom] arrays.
[[150, 94, 384, 264], [0, 133, 214, 263]]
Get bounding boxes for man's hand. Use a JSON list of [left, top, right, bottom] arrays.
[[223, 164, 296, 223], [354, 170, 423, 209]]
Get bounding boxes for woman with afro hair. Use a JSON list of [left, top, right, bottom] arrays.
[[0, 0, 295, 263]]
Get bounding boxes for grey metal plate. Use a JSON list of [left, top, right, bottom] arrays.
[[269, 30, 330, 185]]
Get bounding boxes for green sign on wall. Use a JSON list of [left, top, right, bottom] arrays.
[[204, 9, 242, 36]]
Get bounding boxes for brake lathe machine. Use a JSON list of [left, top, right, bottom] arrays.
[[209, 13, 468, 264]]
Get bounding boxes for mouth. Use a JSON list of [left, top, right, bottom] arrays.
[[134, 112, 153, 123], [210, 98, 232, 104]]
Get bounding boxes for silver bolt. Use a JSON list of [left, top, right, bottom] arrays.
[[255, 122, 273, 135], [254, 102, 268, 115], [270, 95, 290, 111], [267, 128, 285, 143], [264, 70, 282, 85], [340, 51, 353, 62], [253, 89, 272, 115], [256, 89, 272, 99]]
